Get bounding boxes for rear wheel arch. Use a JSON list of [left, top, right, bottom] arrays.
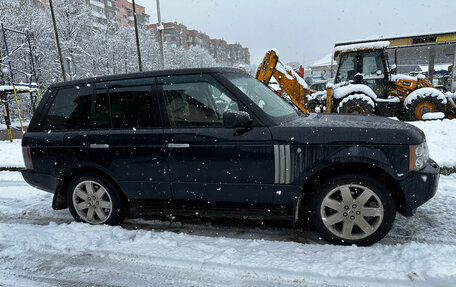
[[53, 166, 128, 210]]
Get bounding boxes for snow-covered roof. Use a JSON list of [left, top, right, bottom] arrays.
[[334, 41, 390, 55], [310, 53, 336, 69], [417, 64, 452, 73]]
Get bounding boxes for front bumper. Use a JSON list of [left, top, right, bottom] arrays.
[[399, 158, 440, 217]]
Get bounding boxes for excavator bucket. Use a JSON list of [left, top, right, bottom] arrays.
[[256, 50, 279, 84]]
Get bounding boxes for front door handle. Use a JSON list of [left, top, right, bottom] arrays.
[[167, 143, 190, 148], [90, 144, 110, 149]]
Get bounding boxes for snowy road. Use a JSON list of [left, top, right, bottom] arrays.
[[0, 171, 455, 286]]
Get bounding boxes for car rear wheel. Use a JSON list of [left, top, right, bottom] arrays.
[[310, 174, 395, 246], [67, 174, 123, 225]]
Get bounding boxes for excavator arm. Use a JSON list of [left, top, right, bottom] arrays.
[[256, 50, 314, 113]]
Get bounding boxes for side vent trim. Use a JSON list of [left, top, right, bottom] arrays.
[[274, 144, 291, 184]]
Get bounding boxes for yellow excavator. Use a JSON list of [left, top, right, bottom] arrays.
[[256, 42, 456, 120], [256, 49, 315, 113]]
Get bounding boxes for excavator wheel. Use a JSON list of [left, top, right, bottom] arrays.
[[337, 94, 374, 115], [404, 92, 445, 121]]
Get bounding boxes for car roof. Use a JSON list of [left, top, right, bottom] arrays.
[[49, 67, 245, 89]]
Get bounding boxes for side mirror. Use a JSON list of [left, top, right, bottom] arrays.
[[390, 64, 397, 74], [223, 111, 252, 128]]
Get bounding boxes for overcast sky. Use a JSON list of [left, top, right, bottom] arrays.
[[135, 0, 456, 67]]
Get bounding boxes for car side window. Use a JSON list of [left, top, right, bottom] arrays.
[[41, 86, 92, 130], [93, 78, 159, 129], [158, 75, 239, 127]]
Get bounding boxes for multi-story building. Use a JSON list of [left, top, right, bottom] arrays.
[[39, 0, 149, 29], [115, 0, 149, 27], [86, 0, 117, 30], [149, 22, 250, 64]]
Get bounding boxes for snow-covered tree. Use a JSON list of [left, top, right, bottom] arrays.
[[0, 0, 249, 121]]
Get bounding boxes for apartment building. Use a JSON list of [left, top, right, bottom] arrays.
[[115, 0, 149, 27], [39, 0, 149, 29], [149, 22, 250, 64]]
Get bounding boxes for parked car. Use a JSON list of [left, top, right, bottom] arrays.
[[21, 68, 439, 246]]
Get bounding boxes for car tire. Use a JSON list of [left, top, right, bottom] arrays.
[[310, 174, 396, 246], [404, 94, 445, 121], [337, 94, 374, 115], [67, 174, 124, 225]]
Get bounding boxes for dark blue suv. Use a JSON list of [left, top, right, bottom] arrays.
[[21, 68, 439, 245]]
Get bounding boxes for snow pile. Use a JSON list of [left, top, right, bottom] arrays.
[[407, 118, 456, 168], [0, 139, 24, 168], [334, 41, 390, 54], [337, 94, 375, 112], [333, 84, 377, 100], [422, 112, 445, 120]]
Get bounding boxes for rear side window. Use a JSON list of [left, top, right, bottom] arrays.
[[94, 78, 158, 129], [41, 86, 92, 130]]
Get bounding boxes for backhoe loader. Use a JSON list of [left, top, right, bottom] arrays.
[[256, 42, 456, 120]]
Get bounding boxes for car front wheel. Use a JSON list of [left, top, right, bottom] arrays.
[[310, 174, 396, 246], [67, 174, 123, 225]]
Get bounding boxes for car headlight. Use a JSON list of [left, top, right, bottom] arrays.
[[410, 140, 429, 171]]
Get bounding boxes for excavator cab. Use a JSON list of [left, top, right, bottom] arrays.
[[335, 48, 390, 99]]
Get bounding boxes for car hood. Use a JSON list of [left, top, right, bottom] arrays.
[[270, 113, 424, 145]]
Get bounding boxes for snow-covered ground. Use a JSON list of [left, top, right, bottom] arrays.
[[0, 140, 24, 168], [0, 170, 455, 286]]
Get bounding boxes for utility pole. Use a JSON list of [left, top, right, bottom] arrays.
[[49, 0, 66, 82], [132, 0, 142, 72], [156, 0, 165, 69]]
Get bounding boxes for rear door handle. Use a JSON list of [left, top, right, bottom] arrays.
[[90, 144, 109, 149], [167, 143, 190, 148]]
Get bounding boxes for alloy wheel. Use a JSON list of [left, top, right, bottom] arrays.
[[72, 180, 113, 224], [320, 184, 384, 240]]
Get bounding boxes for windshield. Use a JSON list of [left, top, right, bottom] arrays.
[[225, 73, 301, 122]]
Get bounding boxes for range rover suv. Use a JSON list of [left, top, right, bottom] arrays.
[[21, 68, 439, 245]]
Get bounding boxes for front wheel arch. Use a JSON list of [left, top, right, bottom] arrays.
[[299, 162, 405, 217]]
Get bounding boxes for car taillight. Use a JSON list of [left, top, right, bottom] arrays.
[[22, 146, 34, 170]]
